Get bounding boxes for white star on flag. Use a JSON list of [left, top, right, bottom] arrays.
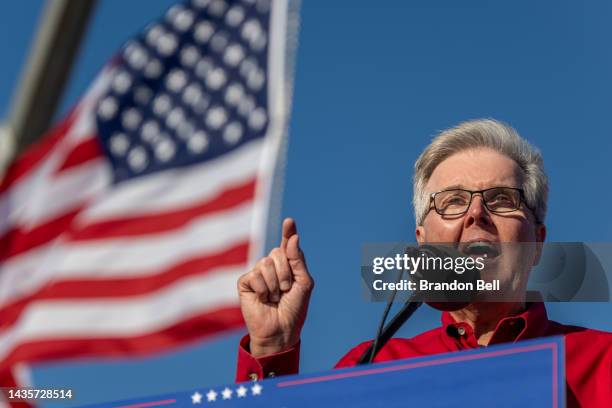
[[221, 387, 233, 400], [236, 385, 247, 398], [206, 389, 218, 402], [251, 383, 263, 396], [191, 392, 203, 404]]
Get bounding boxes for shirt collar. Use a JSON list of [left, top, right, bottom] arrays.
[[440, 302, 550, 349]]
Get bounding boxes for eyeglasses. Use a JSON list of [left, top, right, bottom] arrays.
[[429, 187, 536, 220]]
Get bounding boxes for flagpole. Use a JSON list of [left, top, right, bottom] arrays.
[[0, 0, 97, 176]]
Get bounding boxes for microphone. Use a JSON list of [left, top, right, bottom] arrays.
[[357, 244, 480, 365], [413, 244, 480, 311]]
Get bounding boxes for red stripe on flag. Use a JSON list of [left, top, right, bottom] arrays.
[[0, 306, 245, 372], [0, 241, 249, 331], [70, 178, 257, 240], [54, 137, 103, 175], [0, 110, 78, 195], [0, 208, 83, 261]]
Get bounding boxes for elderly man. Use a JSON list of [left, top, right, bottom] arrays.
[[235, 119, 611, 407]]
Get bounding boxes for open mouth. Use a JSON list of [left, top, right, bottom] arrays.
[[459, 241, 501, 259]]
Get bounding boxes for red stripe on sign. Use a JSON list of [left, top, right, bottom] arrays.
[[0, 109, 78, 195], [0, 306, 245, 372], [115, 399, 177, 408], [0, 207, 83, 261], [70, 178, 257, 240], [0, 241, 249, 330], [54, 137, 103, 175]]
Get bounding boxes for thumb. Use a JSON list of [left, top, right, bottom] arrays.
[[286, 234, 309, 282]]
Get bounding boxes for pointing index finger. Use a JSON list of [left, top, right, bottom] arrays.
[[280, 218, 297, 250]]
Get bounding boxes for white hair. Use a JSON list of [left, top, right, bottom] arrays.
[[413, 119, 548, 225]]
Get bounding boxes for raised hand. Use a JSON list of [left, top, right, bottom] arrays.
[[237, 218, 314, 357]]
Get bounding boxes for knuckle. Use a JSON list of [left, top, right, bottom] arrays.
[[257, 257, 271, 269], [304, 278, 315, 291]]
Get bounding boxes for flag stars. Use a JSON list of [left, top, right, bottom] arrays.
[[97, 0, 271, 181], [154, 139, 176, 162], [205, 67, 227, 90], [224, 83, 244, 106], [112, 71, 132, 94], [187, 131, 209, 154], [98, 96, 118, 120], [127, 146, 149, 172], [180, 45, 200, 68], [208, 0, 228, 17], [237, 95, 255, 117], [144, 59, 163, 79], [166, 69, 188, 93], [225, 6, 245, 27], [251, 383, 262, 396], [152, 94, 172, 116], [223, 43, 245, 67], [122, 108, 142, 131], [248, 107, 267, 131], [172, 8, 195, 32], [191, 391, 203, 404], [145, 24, 164, 47], [156, 32, 178, 56], [194, 21, 215, 44], [223, 121, 243, 145], [236, 385, 247, 398], [221, 387, 233, 400], [206, 106, 228, 129], [246, 68, 265, 91], [210, 32, 229, 54], [127, 47, 149, 70], [110, 132, 130, 156], [206, 389, 218, 402]]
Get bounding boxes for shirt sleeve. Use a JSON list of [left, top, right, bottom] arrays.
[[235, 334, 301, 382]]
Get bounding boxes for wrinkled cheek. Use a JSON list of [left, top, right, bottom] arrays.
[[506, 218, 537, 242], [425, 219, 464, 242]]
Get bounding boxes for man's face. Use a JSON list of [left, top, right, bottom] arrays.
[[416, 147, 546, 300]]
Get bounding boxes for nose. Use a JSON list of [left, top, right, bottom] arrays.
[[463, 193, 493, 228]]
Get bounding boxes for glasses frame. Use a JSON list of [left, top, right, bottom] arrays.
[[428, 187, 540, 223]]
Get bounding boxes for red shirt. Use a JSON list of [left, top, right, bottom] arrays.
[[236, 303, 611, 407]]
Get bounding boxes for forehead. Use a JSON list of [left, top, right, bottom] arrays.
[[426, 148, 524, 192]]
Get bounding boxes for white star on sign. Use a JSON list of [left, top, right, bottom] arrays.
[[251, 383, 262, 396], [191, 392, 203, 404], [206, 389, 218, 402], [221, 387, 233, 400], [236, 385, 247, 398]]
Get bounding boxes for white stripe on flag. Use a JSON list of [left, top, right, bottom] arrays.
[[0, 265, 242, 360], [79, 138, 263, 223], [0, 74, 110, 237], [0, 201, 253, 306]]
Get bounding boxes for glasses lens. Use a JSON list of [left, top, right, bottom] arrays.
[[483, 188, 521, 212], [434, 190, 472, 215]]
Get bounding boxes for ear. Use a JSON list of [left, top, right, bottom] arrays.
[[415, 225, 426, 245], [532, 223, 547, 266]]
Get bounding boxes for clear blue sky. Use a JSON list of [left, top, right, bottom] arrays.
[[1, 1, 611, 406]]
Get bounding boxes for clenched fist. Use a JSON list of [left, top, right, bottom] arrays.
[[237, 218, 314, 357]]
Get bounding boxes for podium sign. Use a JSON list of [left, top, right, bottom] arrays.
[[81, 336, 565, 408]]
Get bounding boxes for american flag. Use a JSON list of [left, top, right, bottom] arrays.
[[0, 0, 296, 396]]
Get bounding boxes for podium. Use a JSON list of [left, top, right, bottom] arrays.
[[81, 336, 565, 408]]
